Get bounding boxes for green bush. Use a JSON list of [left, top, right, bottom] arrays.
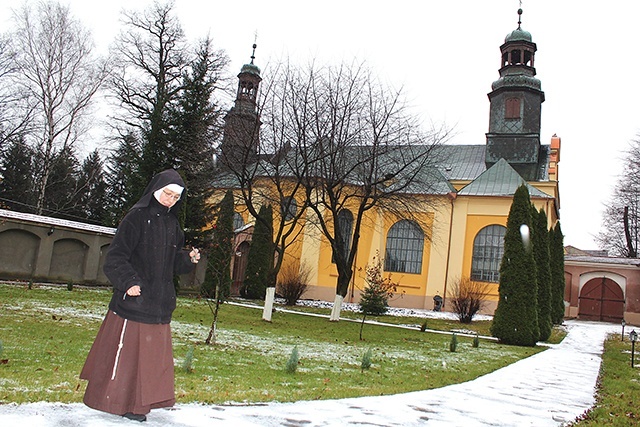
[[449, 333, 458, 352], [361, 348, 373, 371], [285, 346, 299, 374], [182, 345, 195, 373]]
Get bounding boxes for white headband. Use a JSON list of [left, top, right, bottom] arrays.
[[153, 184, 184, 203], [165, 184, 184, 194]]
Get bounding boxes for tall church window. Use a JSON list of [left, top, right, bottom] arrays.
[[505, 97, 521, 119], [332, 209, 353, 263], [233, 212, 244, 231], [384, 220, 424, 274], [281, 197, 297, 221], [471, 225, 507, 282]]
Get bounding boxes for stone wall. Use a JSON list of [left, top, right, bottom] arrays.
[[0, 209, 204, 289]]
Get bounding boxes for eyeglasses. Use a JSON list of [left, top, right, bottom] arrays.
[[162, 189, 181, 201]]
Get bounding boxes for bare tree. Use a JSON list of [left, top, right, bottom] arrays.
[[0, 35, 32, 149], [8, 1, 109, 215], [215, 59, 311, 290], [596, 135, 640, 257], [109, 0, 191, 188], [281, 61, 451, 320]]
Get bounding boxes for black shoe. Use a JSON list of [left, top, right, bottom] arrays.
[[122, 412, 147, 422]]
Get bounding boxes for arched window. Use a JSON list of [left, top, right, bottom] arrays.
[[281, 197, 297, 221], [233, 212, 244, 231], [332, 209, 353, 263], [471, 225, 507, 283], [384, 220, 424, 274]]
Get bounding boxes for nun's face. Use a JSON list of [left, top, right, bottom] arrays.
[[159, 188, 181, 207]]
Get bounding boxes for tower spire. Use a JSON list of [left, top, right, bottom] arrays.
[[517, 6, 523, 29], [219, 40, 262, 170], [251, 32, 257, 64], [485, 2, 545, 181]]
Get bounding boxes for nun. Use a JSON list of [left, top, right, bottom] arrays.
[[81, 169, 200, 422]]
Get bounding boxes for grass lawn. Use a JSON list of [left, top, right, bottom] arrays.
[[569, 334, 640, 426], [1, 282, 547, 405]]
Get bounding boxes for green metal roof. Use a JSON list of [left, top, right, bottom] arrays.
[[211, 144, 552, 199], [457, 158, 552, 198], [505, 28, 532, 43]]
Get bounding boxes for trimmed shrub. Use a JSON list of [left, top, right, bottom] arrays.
[[182, 345, 195, 373], [361, 348, 373, 371], [449, 333, 458, 352], [285, 346, 299, 374], [473, 334, 480, 348]]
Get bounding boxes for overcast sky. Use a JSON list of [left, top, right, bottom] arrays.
[[2, 0, 639, 250]]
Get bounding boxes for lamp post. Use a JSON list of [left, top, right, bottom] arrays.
[[622, 319, 627, 341], [630, 330, 638, 368]]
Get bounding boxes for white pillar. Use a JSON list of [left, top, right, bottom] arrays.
[[262, 287, 276, 322]]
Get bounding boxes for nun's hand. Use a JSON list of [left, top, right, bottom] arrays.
[[127, 285, 141, 296], [190, 248, 200, 264]]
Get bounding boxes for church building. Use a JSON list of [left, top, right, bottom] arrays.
[[215, 9, 561, 314]]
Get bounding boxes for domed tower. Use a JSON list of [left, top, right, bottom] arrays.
[[485, 8, 545, 180], [219, 44, 262, 170]]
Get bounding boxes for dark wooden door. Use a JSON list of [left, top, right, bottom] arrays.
[[578, 277, 625, 322], [231, 241, 250, 296]]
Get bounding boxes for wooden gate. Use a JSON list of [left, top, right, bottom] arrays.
[[578, 277, 625, 322]]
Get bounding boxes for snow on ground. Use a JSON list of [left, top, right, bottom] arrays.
[[0, 319, 618, 427]]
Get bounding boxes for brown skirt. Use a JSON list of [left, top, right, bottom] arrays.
[[80, 311, 175, 416]]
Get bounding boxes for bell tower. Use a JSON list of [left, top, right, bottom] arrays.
[[219, 44, 262, 170], [485, 8, 545, 180]]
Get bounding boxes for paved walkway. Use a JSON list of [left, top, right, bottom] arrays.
[[0, 320, 619, 427]]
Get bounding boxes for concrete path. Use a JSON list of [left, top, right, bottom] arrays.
[[0, 320, 619, 427]]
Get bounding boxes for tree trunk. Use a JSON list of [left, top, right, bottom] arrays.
[[205, 281, 222, 345], [262, 287, 275, 322], [329, 294, 344, 321], [624, 206, 637, 257]]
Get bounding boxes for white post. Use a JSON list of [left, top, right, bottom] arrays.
[[329, 294, 344, 321], [262, 287, 276, 322]]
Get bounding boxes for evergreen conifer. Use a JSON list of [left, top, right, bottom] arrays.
[[202, 190, 234, 300], [532, 207, 552, 341], [242, 204, 274, 299], [549, 222, 566, 324], [0, 139, 36, 212], [490, 185, 539, 346]]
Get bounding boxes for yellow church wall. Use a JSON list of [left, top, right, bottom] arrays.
[[448, 196, 513, 306], [211, 177, 559, 314], [378, 210, 435, 303], [310, 207, 382, 302], [418, 197, 455, 309], [295, 199, 440, 309], [445, 192, 559, 310]]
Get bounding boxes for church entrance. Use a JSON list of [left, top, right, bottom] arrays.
[[578, 277, 625, 323]]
